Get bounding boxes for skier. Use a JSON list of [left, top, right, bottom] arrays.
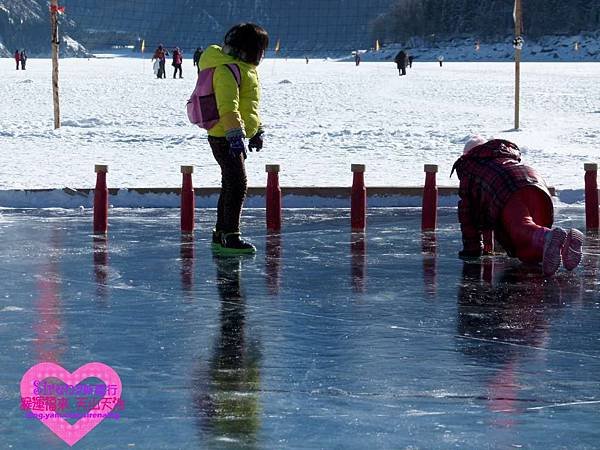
[[14, 50, 20, 70], [20, 50, 27, 70], [172, 47, 183, 78], [354, 51, 361, 66], [394, 50, 408, 76], [451, 135, 583, 276], [408, 54, 414, 68], [437, 55, 444, 67], [199, 23, 269, 254]]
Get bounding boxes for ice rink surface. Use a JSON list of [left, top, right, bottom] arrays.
[[1, 58, 599, 193], [1, 207, 599, 448]]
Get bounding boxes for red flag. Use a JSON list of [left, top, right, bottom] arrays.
[[50, 5, 65, 14]]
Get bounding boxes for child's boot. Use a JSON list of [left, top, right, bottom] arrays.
[[220, 232, 256, 255], [542, 227, 567, 276], [561, 228, 584, 271]]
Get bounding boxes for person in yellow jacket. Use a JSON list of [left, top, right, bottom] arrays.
[[199, 23, 269, 254]]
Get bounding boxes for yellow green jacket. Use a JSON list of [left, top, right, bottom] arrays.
[[199, 45, 261, 138]]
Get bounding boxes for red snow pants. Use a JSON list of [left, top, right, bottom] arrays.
[[501, 186, 553, 264]]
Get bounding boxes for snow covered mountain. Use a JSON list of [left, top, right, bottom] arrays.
[[1, 0, 598, 58]]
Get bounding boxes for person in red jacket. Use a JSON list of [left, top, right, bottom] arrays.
[[152, 45, 169, 79], [451, 136, 583, 276], [172, 47, 183, 78], [14, 49, 20, 70]]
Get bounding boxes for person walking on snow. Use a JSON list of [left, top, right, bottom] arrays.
[[20, 50, 27, 70], [451, 136, 584, 276], [152, 45, 169, 79], [394, 50, 408, 76], [193, 47, 203, 71], [172, 47, 183, 78], [199, 23, 269, 254], [14, 50, 20, 70], [437, 55, 444, 67]]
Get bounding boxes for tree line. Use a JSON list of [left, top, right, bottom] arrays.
[[371, 0, 600, 43]]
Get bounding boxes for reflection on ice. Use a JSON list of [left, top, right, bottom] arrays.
[[0, 208, 598, 449], [193, 256, 261, 449]]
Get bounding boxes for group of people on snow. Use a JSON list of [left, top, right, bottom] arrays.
[[14, 49, 28, 70], [152, 45, 204, 79]]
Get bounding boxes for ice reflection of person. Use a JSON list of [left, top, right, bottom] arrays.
[[192, 257, 261, 448], [456, 262, 565, 426]]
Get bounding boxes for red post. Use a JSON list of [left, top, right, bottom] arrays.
[[266, 164, 282, 232], [585, 163, 599, 231], [180, 165, 195, 233], [351, 164, 366, 231], [421, 164, 438, 231], [93, 164, 108, 234]]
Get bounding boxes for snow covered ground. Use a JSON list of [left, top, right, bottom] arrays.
[[0, 56, 598, 204]]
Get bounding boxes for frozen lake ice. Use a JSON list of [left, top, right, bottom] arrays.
[[1, 206, 599, 448]]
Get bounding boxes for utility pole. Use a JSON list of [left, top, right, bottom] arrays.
[[50, 0, 61, 129], [514, 0, 523, 130]]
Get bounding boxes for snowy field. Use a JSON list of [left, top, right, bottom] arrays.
[[1, 57, 599, 200]]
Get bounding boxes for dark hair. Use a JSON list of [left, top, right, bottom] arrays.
[[223, 23, 269, 65]]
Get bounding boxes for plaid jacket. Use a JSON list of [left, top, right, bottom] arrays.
[[451, 139, 552, 256]]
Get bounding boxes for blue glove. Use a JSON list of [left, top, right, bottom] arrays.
[[226, 129, 247, 160], [248, 127, 264, 152]]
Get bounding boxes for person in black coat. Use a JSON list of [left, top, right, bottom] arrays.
[[394, 50, 408, 76], [193, 47, 203, 71], [20, 50, 27, 70]]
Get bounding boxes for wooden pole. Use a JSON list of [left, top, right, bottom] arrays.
[[514, 0, 522, 130], [50, 0, 60, 129]]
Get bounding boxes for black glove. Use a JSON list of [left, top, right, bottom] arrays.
[[248, 128, 264, 152]]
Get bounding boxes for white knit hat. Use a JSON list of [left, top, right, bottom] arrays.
[[463, 135, 487, 155]]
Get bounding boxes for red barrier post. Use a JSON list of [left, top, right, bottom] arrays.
[[93, 164, 108, 234], [351, 164, 366, 232], [584, 163, 599, 231], [421, 164, 438, 231], [266, 164, 282, 232], [180, 165, 195, 234]]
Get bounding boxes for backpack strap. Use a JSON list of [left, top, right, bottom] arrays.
[[224, 63, 241, 87]]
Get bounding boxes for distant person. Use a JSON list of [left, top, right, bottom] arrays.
[[172, 47, 183, 78], [193, 47, 203, 70], [305, 56, 309, 64], [152, 45, 169, 79], [354, 51, 361, 66], [408, 54, 414, 68], [451, 136, 583, 276], [394, 50, 408, 76], [20, 50, 27, 70], [14, 50, 20, 70], [199, 23, 269, 254], [437, 55, 444, 67]]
